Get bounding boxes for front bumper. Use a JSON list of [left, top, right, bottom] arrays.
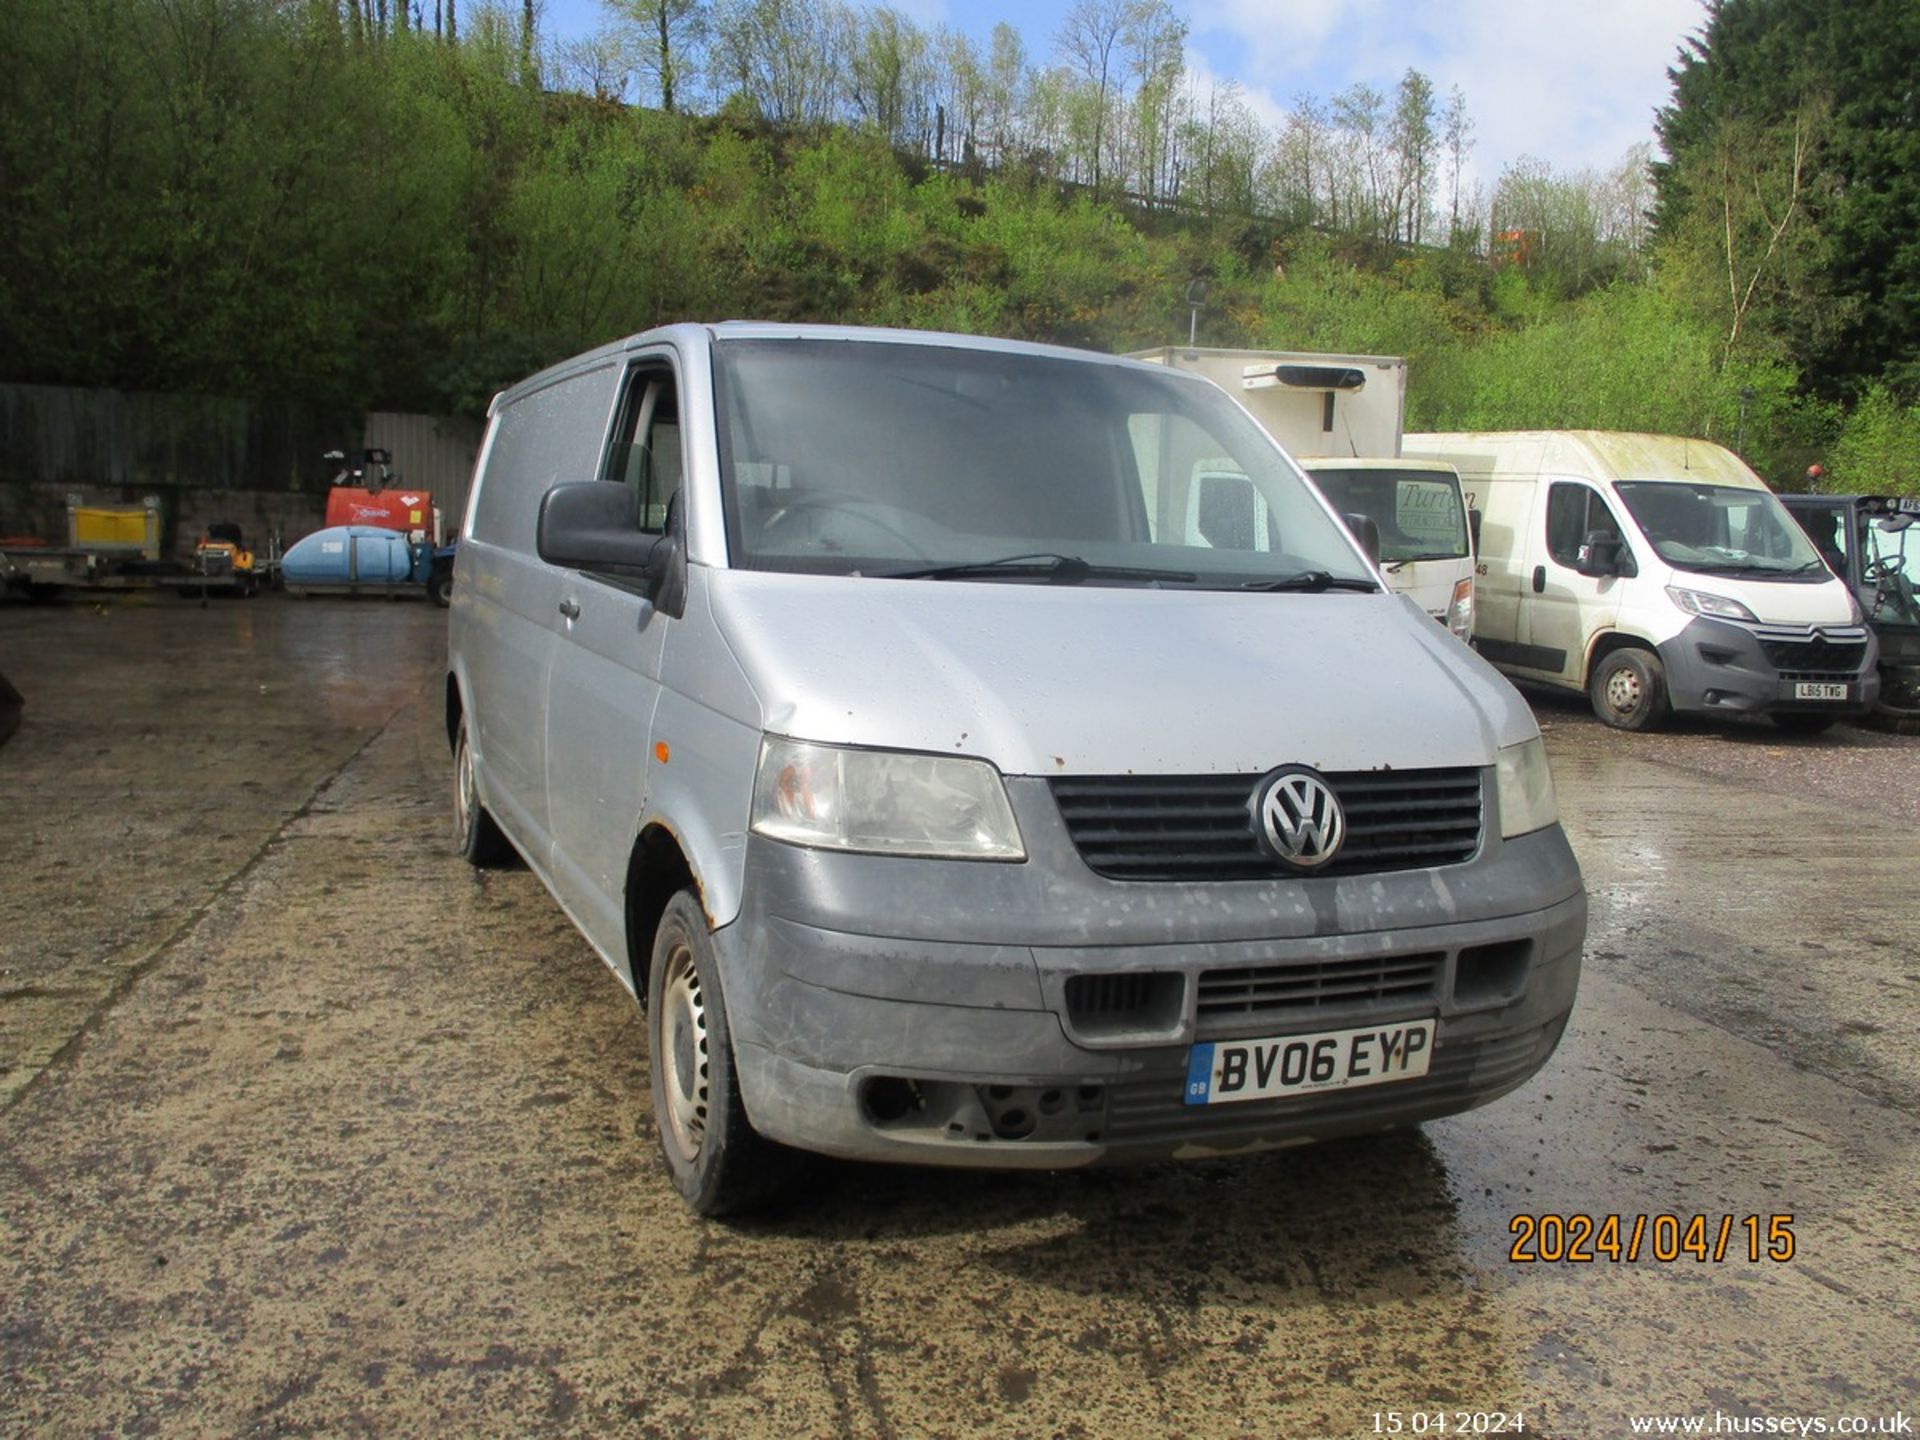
[[710, 779, 1586, 1169], [1657, 617, 1880, 717]]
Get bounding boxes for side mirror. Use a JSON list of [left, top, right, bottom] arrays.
[[1576, 529, 1625, 578], [537, 482, 687, 618], [1343, 512, 1381, 566], [1468, 507, 1483, 555]]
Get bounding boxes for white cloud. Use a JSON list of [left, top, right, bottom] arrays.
[[1187, 0, 1708, 189]]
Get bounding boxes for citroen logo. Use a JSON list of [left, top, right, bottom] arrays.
[[1253, 767, 1346, 868]]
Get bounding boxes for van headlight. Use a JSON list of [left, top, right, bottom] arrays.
[[751, 738, 1026, 860], [1495, 737, 1558, 839], [1445, 576, 1474, 641], [1666, 586, 1758, 622]]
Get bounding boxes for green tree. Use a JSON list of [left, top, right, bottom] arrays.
[[1654, 0, 1920, 395]]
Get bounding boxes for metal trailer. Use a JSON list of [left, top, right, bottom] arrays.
[[0, 495, 249, 600]]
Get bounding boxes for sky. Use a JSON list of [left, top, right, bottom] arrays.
[[538, 0, 1711, 193]]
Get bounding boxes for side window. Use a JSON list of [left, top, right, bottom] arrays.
[[1546, 484, 1623, 568], [605, 367, 684, 533], [469, 364, 619, 551]]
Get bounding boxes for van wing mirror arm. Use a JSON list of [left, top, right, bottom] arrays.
[[648, 489, 688, 621]]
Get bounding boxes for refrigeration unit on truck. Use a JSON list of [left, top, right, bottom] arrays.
[[1129, 347, 1475, 640]]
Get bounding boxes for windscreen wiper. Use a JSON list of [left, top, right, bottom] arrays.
[[1241, 569, 1380, 593], [1384, 552, 1467, 573], [1693, 561, 1826, 578], [880, 552, 1197, 585]]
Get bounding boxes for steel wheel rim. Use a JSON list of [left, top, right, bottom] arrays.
[[657, 942, 710, 1164], [1605, 667, 1642, 715], [455, 734, 475, 844]]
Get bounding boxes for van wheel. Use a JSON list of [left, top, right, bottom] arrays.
[[429, 570, 453, 608], [1589, 648, 1671, 731], [1772, 712, 1837, 735], [453, 715, 513, 866], [649, 892, 796, 1217]]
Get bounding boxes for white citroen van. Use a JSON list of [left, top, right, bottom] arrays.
[[1404, 431, 1879, 732], [448, 325, 1586, 1215]]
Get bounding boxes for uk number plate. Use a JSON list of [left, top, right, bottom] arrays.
[[1793, 682, 1849, 700], [1185, 1019, 1436, 1106]]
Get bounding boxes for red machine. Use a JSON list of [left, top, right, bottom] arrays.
[[324, 486, 436, 535], [322, 448, 441, 541]]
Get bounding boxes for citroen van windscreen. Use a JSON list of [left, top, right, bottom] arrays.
[[1614, 481, 1829, 579], [713, 339, 1376, 589]]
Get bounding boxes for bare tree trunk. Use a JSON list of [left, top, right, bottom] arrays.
[[521, 0, 536, 84], [656, 1, 675, 113], [446, 0, 456, 41]]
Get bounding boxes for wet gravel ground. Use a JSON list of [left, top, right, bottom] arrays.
[[2, 597, 1916, 1438], [1525, 682, 1920, 827]]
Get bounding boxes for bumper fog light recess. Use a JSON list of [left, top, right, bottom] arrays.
[[861, 1077, 1109, 1143], [860, 1075, 922, 1125]]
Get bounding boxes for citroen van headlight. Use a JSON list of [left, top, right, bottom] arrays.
[[1495, 737, 1558, 839], [1666, 586, 1758, 623], [751, 738, 1026, 860]]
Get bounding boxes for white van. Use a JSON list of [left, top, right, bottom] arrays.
[[1403, 431, 1878, 731], [448, 325, 1586, 1215]]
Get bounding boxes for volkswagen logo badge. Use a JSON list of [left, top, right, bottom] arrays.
[[1251, 766, 1346, 869]]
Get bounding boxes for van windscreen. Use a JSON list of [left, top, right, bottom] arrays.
[[713, 339, 1375, 589], [1616, 481, 1829, 579], [1305, 468, 1470, 563]]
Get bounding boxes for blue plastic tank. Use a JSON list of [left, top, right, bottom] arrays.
[[282, 526, 421, 588]]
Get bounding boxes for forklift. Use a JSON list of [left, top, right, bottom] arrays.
[[1780, 493, 1920, 733]]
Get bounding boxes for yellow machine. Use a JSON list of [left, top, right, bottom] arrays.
[[193, 523, 260, 595]]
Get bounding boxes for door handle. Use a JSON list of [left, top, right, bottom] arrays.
[[1532, 565, 1546, 594], [558, 598, 581, 620]]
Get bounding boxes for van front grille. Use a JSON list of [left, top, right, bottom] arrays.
[[1050, 769, 1483, 882], [1761, 639, 1866, 675]]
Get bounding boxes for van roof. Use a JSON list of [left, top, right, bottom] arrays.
[[489, 322, 1204, 414], [1402, 430, 1764, 489]]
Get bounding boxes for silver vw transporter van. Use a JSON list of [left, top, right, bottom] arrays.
[[447, 324, 1585, 1215]]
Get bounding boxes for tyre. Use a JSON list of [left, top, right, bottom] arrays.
[[1860, 669, 1920, 735], [452, 714, 513, 866], [1589, 647, 1671, 731], [429, 570, 453, 608], [648, 891, 797, 1217], [1771, 712, 1837, 735], [1861, 706, 1920, 736]]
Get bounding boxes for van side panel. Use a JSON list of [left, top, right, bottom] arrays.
[[460, 363, 621, 854]]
